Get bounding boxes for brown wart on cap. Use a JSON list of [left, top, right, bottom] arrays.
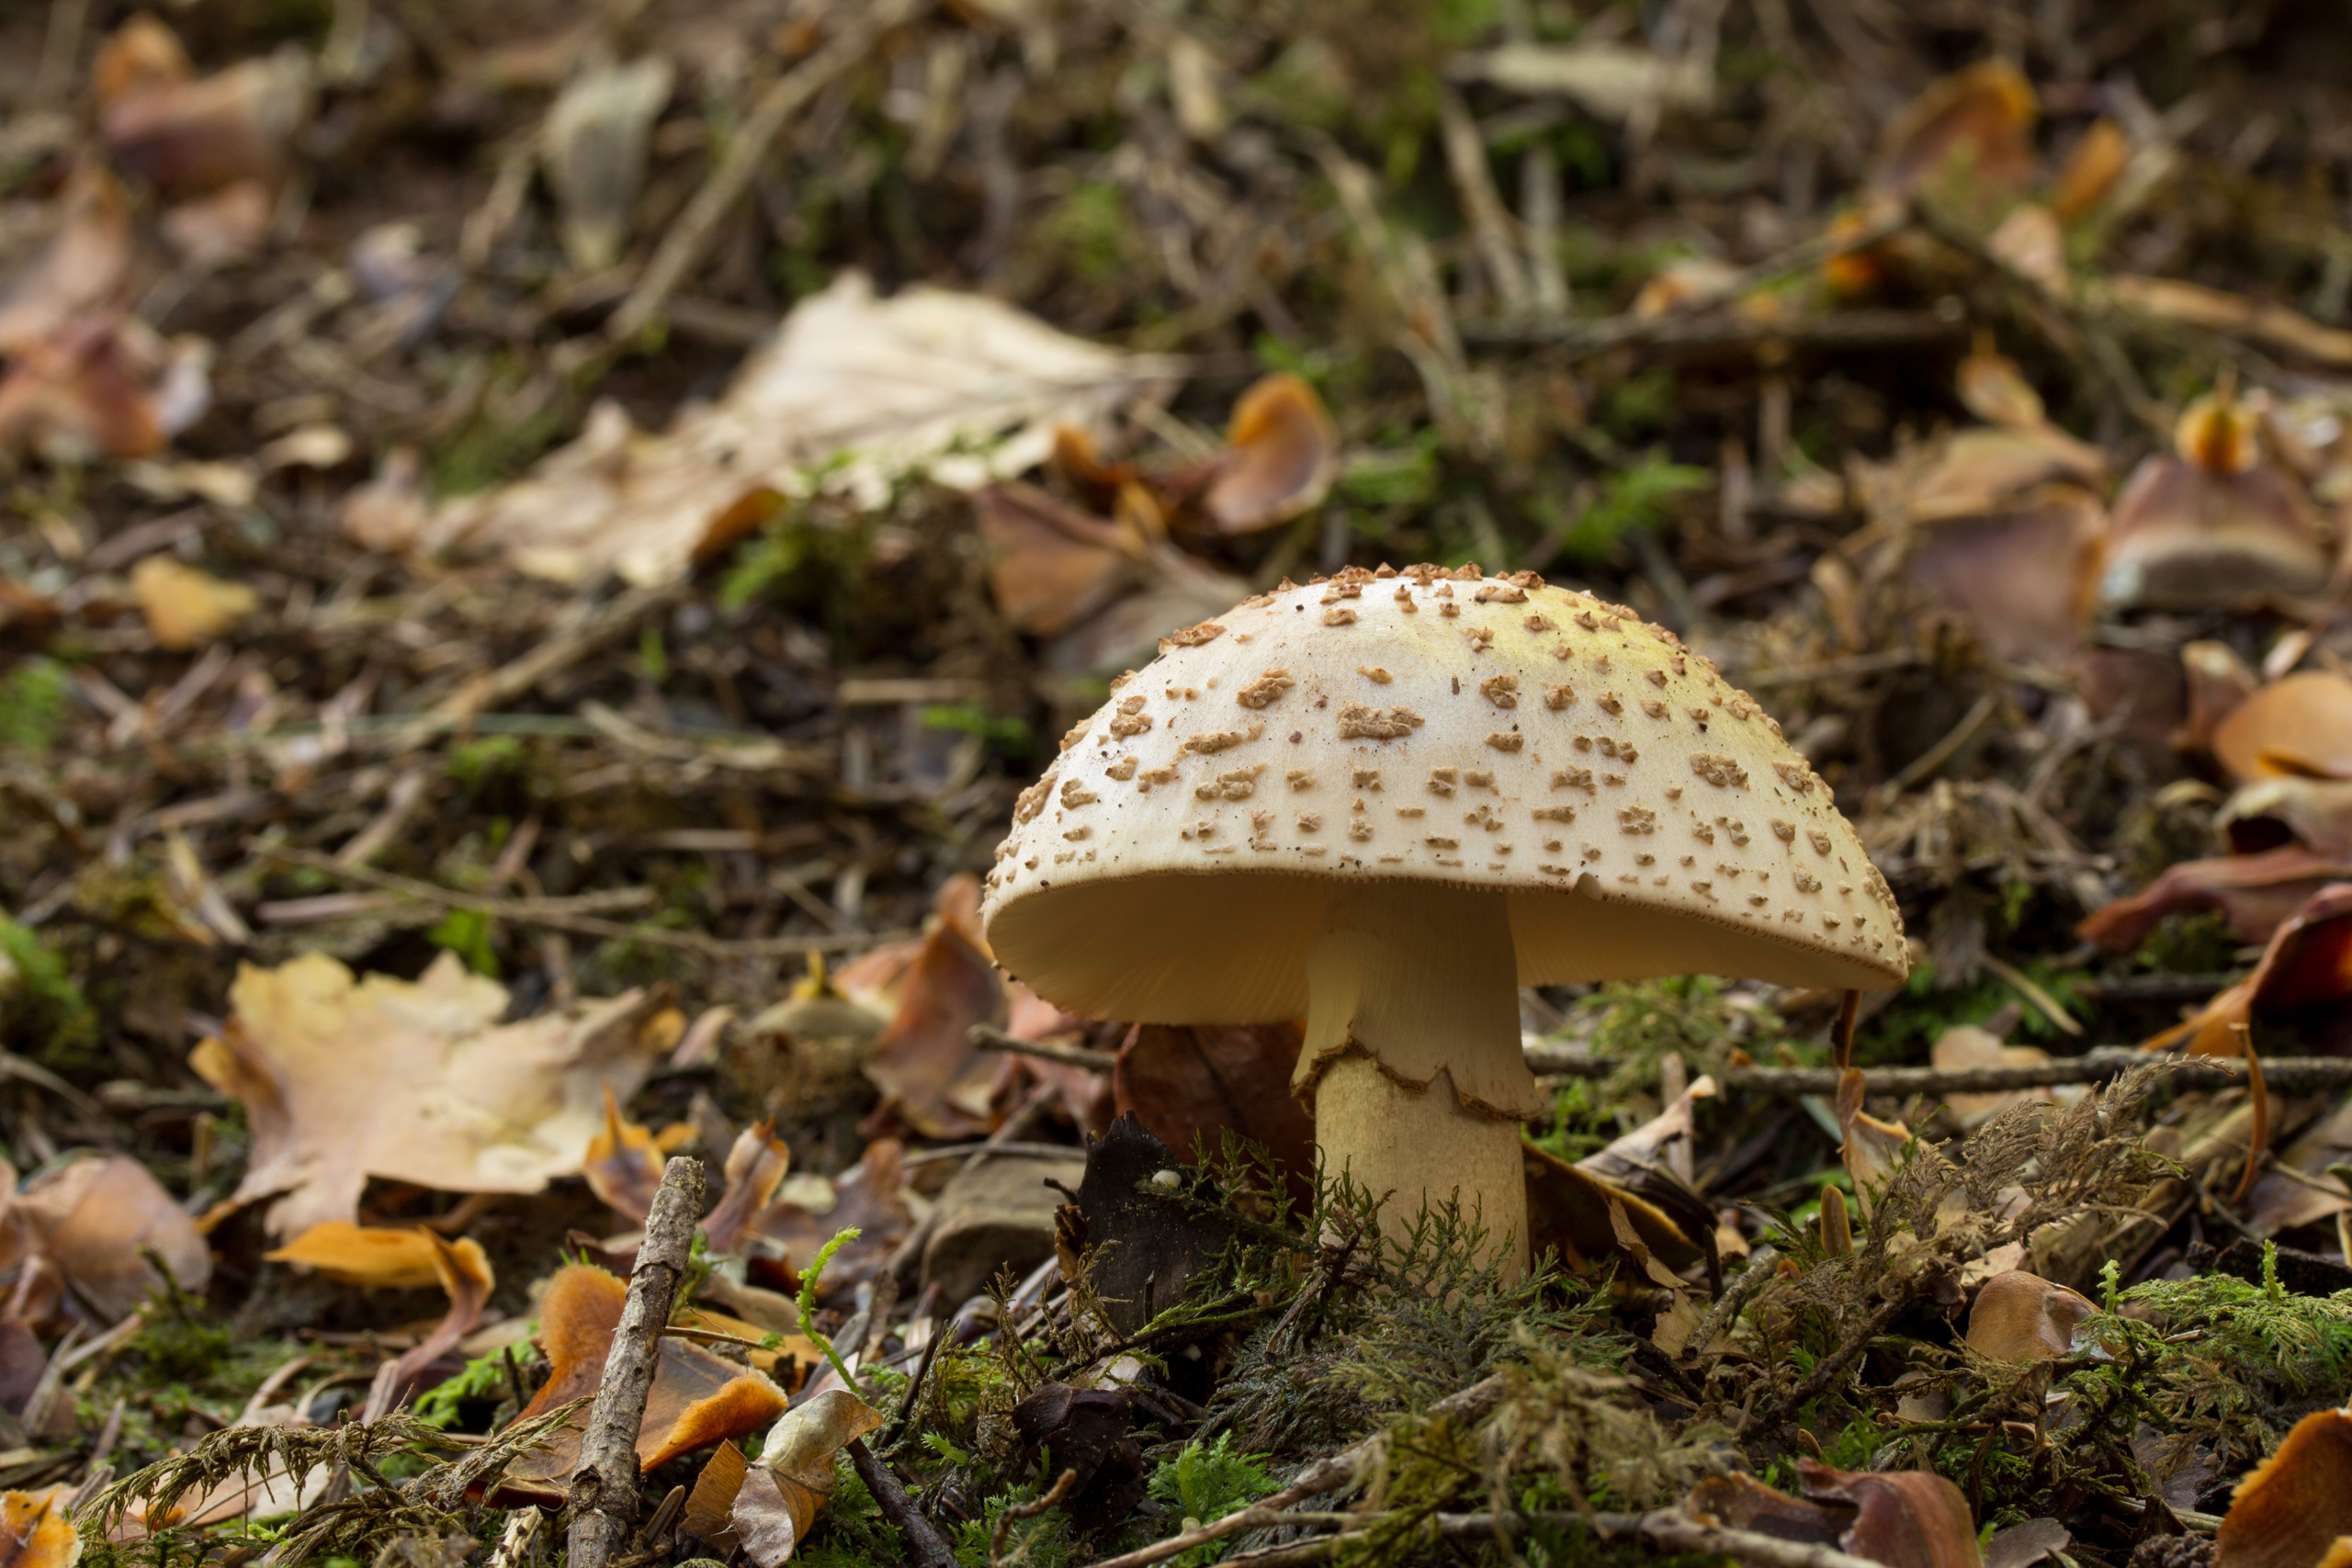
[[2100, 383, 2332, 612], [980, 571, 1907, 1279]]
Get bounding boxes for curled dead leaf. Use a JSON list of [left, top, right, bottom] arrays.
[[729, 1390, 886, 1568], [2080, 847, 2352, 953], [1870, 60, 2038, 209], [1113, 1021, 1315, 1199], [1198, 374, 1339, 535], [738, 1137, 912, 1296], [2049, 118, 2132, 222], [99, 35, 311, 201], [0, 318, 207, 465], [1837, 1067, 1914, 1218], [192, 951, 672, 1238], [1964, 1269, 2095, 1362], [974, 482, 1136, 637], [0, 165, 132, 356], [2102, 390, 2332, 611], [131, 557, 257, 650], [499, 1264, 788, 1503], [266, 1222, 468, 1290], [583, 1086, 666, 1225], [2220, 776, 2352, 856], [701, 1122, 793, 1257], [2214, 1405, 2352, 1568], [540, 58, 674, 273], [2212, 671, 2352, 784], [2139, 881, 2352, 1057], [2179, 639, 2258, 755], [6, 1155, 210, 1325], [1797, 1461, 1984, 1568], [862, 874, 1002, 1139], [1901, 484, 2107, 667]]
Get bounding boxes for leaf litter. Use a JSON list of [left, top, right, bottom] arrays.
[[8, 4, 2352, 1568]]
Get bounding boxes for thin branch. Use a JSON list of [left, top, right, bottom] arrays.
[[848, 1438, 956, 1568], [1520, 1043, 2352, 1097], [970, 1023, 1118, 1073]]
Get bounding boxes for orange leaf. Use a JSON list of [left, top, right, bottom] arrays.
[[1797, 1461, 1984, 1568], [729, 1390, 886, 1568], [583, 1086, 665, 1225], [2215, 1407, 2352, 1568], [1199, 375, 1339, 536], [1869, 60, 2038, 209], [496, 1265, 787, 1503], [2079, 847, 2352, 953], [0, 1486, 82, 1568], [2213, 672, 2352, 784]]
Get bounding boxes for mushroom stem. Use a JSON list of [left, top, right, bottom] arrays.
[[1295, 883, 1540, 1279]]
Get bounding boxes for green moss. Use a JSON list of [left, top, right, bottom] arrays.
[[1146, 1435, 1277, 1565], [0, 657, 70, 752], [1550, 453, 1708, 566]]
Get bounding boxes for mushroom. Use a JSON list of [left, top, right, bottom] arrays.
[[981, 567, 1907, 1275]]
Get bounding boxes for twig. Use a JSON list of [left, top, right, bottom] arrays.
[[1088, 1374, 1513, 1568], [971, 1023, 1118, 1073], [256, 846, 906, 958], [1460, 306, 1964, 356], [992, 1469, 1080, 1568], [435, 581, 693, 722], [1687, 1245, 1777, 1360], [1747, 1296, 1904, 1432], [1979, 954, 2083, 1037], [567, 1156, 707, 1568], [607, 0, 918, 345], [848, 1437, 956, 1568], [1520, 1042, 2352, 1095]]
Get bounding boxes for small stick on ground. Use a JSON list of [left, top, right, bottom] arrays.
[[567, 1155, 707, 1568], [992, 1469, 1079, 1568], [848, 1438, 956, 1568]]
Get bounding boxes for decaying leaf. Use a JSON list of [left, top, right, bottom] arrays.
[[728, 1389, 885, 1568], [2138, 882, 2352, 1056], [0, 317, 209, 466], [582, 1086, 666, 1224], [1797, 1461, 1984, 1568], [1112, 1021, 1314, 1190], [1900, 485, 2107, 666], [267, 1224, 493, 1393], [2082, 846, 2352, 953], [4, 1155, 210, 1325], [1010, 1382, 1147, 1531], [130, 557, 257, 650], [1931, 1025, 2058, 1125], [2220, 776, 2352, 856], [1963, 1269, 2095, 1362], [498, 1264, 788, 1502], [730, 1137, 912, 1295], [0, 1486, 81, 1568], [2214, 1405, 2352, 1568], [419, 273, 1180, 584], [0, 165, 132, 355], [862, 874, 1002, 1139], [96, 24, 311, 202], [2101, 388, 2333, 612], [2180, 640, 2260, 755], [700, 1122, 794, 1257], [2212, 671, 2352, 784], [1837, 1067, 1915, 1217], [1197, 373, 1340, 535], [974, 481, 1137, 637], [192, 951, 672, 1238], [1869, 60, 2038, 210]]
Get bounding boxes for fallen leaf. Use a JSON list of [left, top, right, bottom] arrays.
[[2179, 640, 2259, 755], [2100, 389, 2332, 611], [2079, 846, 2352, 953], [98, 31, 311, 201], [682, 1438, 748, 1548], [2106, 273, 2352, 373], [1797, 1461, 1984, 1568], [2048, 118, 2131, 221], [2140, 882, 2352, 1056], [974, 482, 1137, 637], [2220, 776, 2352, 856], [498, 1264, 788, 1502], [1964, 1269, 2096, 1362], [0, 1486, 81, 1568], [340, 446, 430, 553], [1686, 1472, 1851, 1540], [540, 58, 673, 273], [130, 557, 258, 651], [1837, 1067, 1914, 1218], [1954, 341, 2046, 430], [1982, 1519, 2070, 1568], [1985, 203, 2069, 299], [192, 950, 672, 1238], [1870, 59, 2038, 212], [1011, 1382, 1146, 1530], [0, 318, 207, 465], [421, 273, 1180, 585], [729, 1389, 885, 1568], [862, 874, 1002, 1139], [583, 1086, 666, 1225], [1522, 1138, 1706, 1278], [2212, 671, 2352, 784], [1930, 1025, 2055, 1125], [1112, 1021, 1315, 1195], [265, 1222, 468, 1290], [1059, 1114, 1232, 1337], [1195, 374, 1340, 535], [6, 1155, 210, 1324], [1036, 543, 1250, 677], [734, 1137, 912, 1297], [1900, 485, 2107, 666], [90, 14, 192, 111], [701, 1122, 794, 1257], [0, 165, 132, 355], [2214, 1406, 2352, 1568], [263, 1224, 494, 1394]]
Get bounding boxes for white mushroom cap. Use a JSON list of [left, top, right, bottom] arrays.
[[982, 565, 1908, 1022]]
